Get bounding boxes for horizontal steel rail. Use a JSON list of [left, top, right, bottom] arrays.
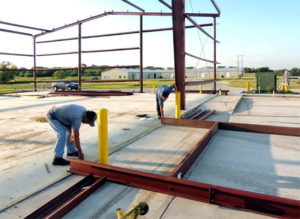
[[36, 47, 139, 57], [50, 90, 134, 96], [36, 24, 213, 44], [35, 11, 216, 38], [0, 65, 140, 72], [0, 20, 49, 32], [169, 122, 218, 178], [69, 159, 300, 218], [0, 52, 33, 57], [163, 117, 300, 137], [25, 174, 106, 219], [185, 79, 220, 86], [218, 121, 300, 137], [0, 28, 32, 36]]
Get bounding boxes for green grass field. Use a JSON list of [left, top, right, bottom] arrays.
[[1, 76, 299, 94]]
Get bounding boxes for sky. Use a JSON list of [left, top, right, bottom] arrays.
[[0, 0, 299, 70]]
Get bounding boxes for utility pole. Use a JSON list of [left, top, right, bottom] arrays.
[[237, 55, 244, 77], [237, 55, 240, 75], [240, 55, 244, 76]]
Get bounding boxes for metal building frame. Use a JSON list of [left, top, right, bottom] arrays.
[[0, 0, 220, 108], [26, 118, 300, 218]]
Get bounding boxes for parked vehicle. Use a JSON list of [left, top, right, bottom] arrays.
[[52, 80, 78, 91]]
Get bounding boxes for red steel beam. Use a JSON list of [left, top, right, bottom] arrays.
[[169, 122, 218, 178], [185, 79, 220, 86], [0, 28, 32, 36], [69, 159, 300, 218], [158, 0, 172, 10], [25, 174, 106, 219], [172, 0, 186, 110], [36, 47, 139, 57], [185, 15, 219, 43], [219, 121, 300, 137], [185, 52, 220, 64], [197, 110, 215, 120], [122, 0, 145, 12], [139, 15, 143, 93], [163, 117, 300, 137], [0, 52, 33, 57], [36, 24, 213, 44], [213, 17, 217, 92], [0, 65, 139, 72], [46, 177, 106, 219], [49, 90, 134, 96], [0, 20, 49, 32], [162, 117, 215, 129]]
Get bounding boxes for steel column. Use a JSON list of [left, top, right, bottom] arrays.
[[78, 23, 82, 91], [33, 37, 37, 92], [139, 15, 143, 93], [172, 0, 186, 110], [213, 17, 217, 92]]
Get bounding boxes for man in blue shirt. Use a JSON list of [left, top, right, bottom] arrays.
[[46, 104, 97, 166], [155, 83, 177, 119]]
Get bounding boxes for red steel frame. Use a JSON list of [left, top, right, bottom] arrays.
[[0, 0, 220, 106], [27, 117, 300, 218]]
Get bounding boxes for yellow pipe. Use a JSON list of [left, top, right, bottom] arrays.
[[246, 81, 250, 92], [98, 109, 108, 164], [284, 81, 288, 92], [117, 208, 126, 219], [175, 91, 181, 119], [153, 81, 155, 94], [199, 84, 202, 94]]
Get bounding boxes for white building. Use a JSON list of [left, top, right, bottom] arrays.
[[101, 67, 240, 80]]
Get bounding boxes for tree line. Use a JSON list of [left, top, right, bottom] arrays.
[[244, 67, 300, 74], [1, 61, 300, 83]]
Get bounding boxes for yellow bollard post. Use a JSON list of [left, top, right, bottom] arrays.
[[175, 91, 181, 119], [98, 109, 108, 164], [199, 84, 202, 94], [284, 81, 288, 93], [153, 81, 155, 94], [246, 81, 250, 92]]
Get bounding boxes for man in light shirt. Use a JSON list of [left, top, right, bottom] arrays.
[[47, 104, 97, 166]]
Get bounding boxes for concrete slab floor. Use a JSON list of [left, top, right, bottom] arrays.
[[0, 91, 217, 213], [3, 93, 299, 219]]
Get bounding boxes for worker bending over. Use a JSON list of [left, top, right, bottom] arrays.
[[155, 83, 177, 119], [47, 104, 97, 166]]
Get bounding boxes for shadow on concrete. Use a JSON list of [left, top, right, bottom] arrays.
[[232, 97, 254, 113]]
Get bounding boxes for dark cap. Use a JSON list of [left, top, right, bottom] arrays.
[[86, 111, 97, 127]]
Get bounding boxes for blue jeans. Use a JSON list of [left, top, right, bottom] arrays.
[[47, 113, 77, 158]]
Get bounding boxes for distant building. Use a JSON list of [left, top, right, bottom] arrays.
[[101, 67, 240, 80]]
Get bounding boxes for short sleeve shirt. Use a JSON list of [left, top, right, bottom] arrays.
[[48, 104, 86, 131], [155, 85, 174, 108]]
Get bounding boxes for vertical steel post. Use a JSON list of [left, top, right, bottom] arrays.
[[33, 36, 37, 92], [139, 15, 143, 93], [172, 0, 185, 109], [78, 23, 82, 91], [213, 17, 217, 93]]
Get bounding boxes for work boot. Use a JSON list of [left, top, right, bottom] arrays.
[[52, 157, 70, 166], [67, 151, 79, 157]]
